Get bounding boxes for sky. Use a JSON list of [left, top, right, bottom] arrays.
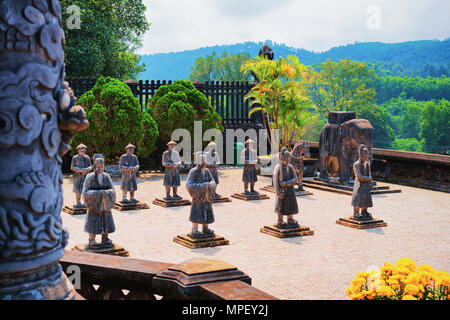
[[138, 0, 450, 54]]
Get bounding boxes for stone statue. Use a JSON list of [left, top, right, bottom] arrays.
[[290, 141, 311, 192], [351, 145, 373, 220], [119, 143, 139, 203], [82, 155, 116, 245], [205, 141, 221, 198], [319, 112, 373, 184], [241, 139, 259, 195], [273, 150, 299, 226], [71, 144, 92, 208], [186, 152, 216, 237], [0, 0, 88, 299], [259, 44, 274, 60], [162, 141, 182, 200]]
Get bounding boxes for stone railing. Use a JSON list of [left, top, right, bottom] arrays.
[[60, 251, 277, 300], [306, 142, 450, 193]]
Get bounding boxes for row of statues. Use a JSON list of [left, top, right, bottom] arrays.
[[71, 139, 375, 249]]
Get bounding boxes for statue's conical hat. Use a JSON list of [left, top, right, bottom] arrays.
[[76, 143, 87, 150], [245, 139, 254, 144], [126, 143, 136, 149], [167, 141, 177, 146], [93, 153, 104, 162]]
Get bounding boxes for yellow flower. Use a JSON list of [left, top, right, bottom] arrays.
[[418, 270, 432, 285], [376, 285, 396, 298], [387, 278, 401, 290], [417, 264, 434, 273], [396, 258, 417, 272], [402, 294, 417, 300], [390, 274, 403, 281], [394, 266, 411, 276], [380, 262, 395, 275], [357, 272, 370, 279], [405, 272, 421, 285], [434, 270, 450, 286], [350, 293, 364, 300], [404, 284, 420, 296], [351, 277, 366, 288]]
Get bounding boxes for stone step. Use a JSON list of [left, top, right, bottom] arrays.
[[303, 179, 401, 196]]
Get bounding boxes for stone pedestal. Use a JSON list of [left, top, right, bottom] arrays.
[[152, 258, 251, 299], [260, 185, 313, 196], [211, 195, 232, 203], [73, 243, 130, 257], [152, 198, 191, 208], [173, 234, 229, 249], [231, 192, 270, 201], [114, 200, 149, 211], [260, 224, 314, 238], [336, 216, 387, 229], [63, 205, 87, 215]]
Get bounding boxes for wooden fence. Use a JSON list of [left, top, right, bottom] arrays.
[[67, 79, 257, 128]]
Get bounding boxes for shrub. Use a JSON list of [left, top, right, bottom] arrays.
[[392, 138, 424, 152], [72, 77, 158, 160], [147, 80, 223, 142], [346, 258, 449, 300]]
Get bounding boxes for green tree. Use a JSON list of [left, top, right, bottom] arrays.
[[215, 52, 252, 81], [309, 59, 378, 115], [72, 77, 158, 160], [419, 99, 450, 153], [242, 55, 316, 147], [188, 52, 217, 82], [189, 51, 252, 82], [61, 0, 149, 80], [358, 104, 396, 149], [392, 138, 424, 152], [401, 102, 423, 139], [147, 80, 223, 143]]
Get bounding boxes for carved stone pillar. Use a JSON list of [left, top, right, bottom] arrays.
[[0, 0, 88, 299]]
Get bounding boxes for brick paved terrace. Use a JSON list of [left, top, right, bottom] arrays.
[[62, 167, 450, 300]]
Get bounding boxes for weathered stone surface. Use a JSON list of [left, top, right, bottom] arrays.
[[319, 112, 374, 184], [231, 193, 270, 201], [302, 178, 401, 195], [63, 205, 87, 215], [61, 167, 450, 300], [0, 0, 86, 299], [173, 234, 230, 249], [152, 198, 191, 207], [73, 243, 129, 257], [261, 185, 313, 196], [114, 201, 149, 211], [260, 225, 314, 238], [211, 196, 232, 203], [152, 258, 248, 298], [336, 217, 387, 229]]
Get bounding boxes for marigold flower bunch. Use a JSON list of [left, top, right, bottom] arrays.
[[346, 258, 449, 300]]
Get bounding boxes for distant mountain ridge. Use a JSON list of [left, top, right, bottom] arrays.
[[138, 39, 450, 80]]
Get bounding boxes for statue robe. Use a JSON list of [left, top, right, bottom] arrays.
[[206, 151, 220, 184], [186, 167, 216, 224], [351, 160, 373, 208], [241, 148, 258, 183], [119, 153, 139, 191], [162, 150, 181, 187], [82, 172, 116, 235], [71, 154, 92, 194], [273, 163, 299, 215]]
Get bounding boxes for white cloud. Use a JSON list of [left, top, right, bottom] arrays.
[[138, 0, 450, 54]]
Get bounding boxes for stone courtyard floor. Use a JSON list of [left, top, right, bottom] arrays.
[[62, 166, 450, 300]]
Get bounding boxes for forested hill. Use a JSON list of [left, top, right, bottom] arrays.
[[138, 39, 450, 80]]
